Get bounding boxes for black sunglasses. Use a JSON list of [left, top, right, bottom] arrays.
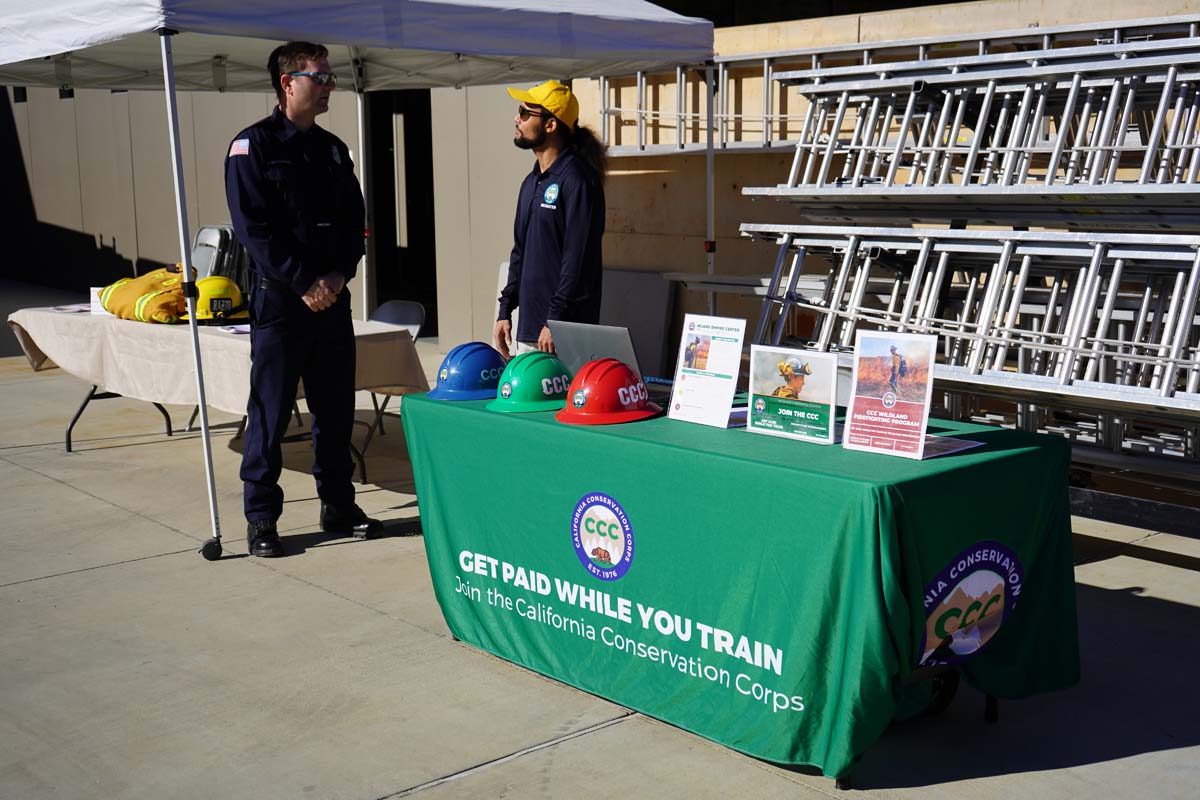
[[517, 105, 548, 121], [287, 71, 337, 86]]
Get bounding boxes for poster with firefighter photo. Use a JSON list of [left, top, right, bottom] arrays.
[[747, 346, 837, 444], [843, 331, 936, 459]]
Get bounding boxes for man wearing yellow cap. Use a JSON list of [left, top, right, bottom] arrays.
[[494, 79, 607, 357]]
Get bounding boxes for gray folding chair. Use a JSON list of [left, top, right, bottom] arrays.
[[363, 300, 426, 450]]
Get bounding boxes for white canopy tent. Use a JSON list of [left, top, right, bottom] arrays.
[[0, 0, 713, 558]]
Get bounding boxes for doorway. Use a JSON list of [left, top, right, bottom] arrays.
[[366, 89, 438, 336]]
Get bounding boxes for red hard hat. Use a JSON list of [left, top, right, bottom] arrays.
[[555, 358, 662, 425]]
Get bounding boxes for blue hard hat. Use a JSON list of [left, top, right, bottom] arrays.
[[427, 342, 505, 400]]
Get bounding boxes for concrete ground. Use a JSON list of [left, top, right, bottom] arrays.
[[2, 283, 1198, 799]]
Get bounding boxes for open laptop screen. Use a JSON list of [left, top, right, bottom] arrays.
[[547, 321, 643, 377]]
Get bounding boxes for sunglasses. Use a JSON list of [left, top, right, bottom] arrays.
[[287, 71, 337, 86], [517, 105, 548, 121]]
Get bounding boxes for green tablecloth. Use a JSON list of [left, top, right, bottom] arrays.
[[402, 395, 1079, 777]]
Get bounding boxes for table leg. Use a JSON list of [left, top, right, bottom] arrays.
[[152, 403, 173, 437], [361, 396, 391, 457], [350, 442, 367, 484], [66, 385, 101, 453], [370, 393, 387, 435]]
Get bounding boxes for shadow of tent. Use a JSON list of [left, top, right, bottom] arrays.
[[224, 409, 417, 495], [835, 578, 1200, 789]]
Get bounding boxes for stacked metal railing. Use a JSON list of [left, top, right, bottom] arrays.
[[598, 13, 1200, 156], [744, 35, 1200, 227], [739, 226, 1200, 427], [736, 18, 1200, 463]]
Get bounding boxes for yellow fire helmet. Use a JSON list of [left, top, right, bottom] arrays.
[[183, 275, 250, 323]]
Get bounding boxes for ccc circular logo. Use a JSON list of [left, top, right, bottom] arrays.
[[571, 493, 634, 581], [882, 391, 897, 408], [754, 397, 766, 413], [500, 382, 512, 398], [572, 389, 587, 408], [438, 367, 449, 382], [918, 541, 1024, 667], [543, 183, 560, 204]]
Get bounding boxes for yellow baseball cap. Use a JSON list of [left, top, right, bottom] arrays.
[[507, 79, 579, 129]]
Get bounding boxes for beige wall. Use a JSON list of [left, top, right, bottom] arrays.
[[431, 85, 538, 345], [7, 85, 365, 309]]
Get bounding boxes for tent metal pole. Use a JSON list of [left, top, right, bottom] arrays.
[[159, 29, 221, 546], [357, 91, 371, 318], [705, 63, 715, 316], [349, 47, 372, 319]]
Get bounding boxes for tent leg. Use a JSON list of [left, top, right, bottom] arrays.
[[160, 29, 223, 556], [705, 62, 716, 316], [357, 90, 372, 319]]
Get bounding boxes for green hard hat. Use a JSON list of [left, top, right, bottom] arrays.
[[486, 352, 573, 413]]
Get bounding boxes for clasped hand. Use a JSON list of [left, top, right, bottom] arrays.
[[302, 273, 345, 312]]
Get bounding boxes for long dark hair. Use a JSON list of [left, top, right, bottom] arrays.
[[565, 124, 608, 184]]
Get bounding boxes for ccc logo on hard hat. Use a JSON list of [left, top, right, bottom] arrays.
[[439, 368, 449, 382], [572, 389, 587, 408], [542, 375, 570, 397], [500, 382, 513, 399], [571, 492, 634, 582], [617, 383, 647, 407]]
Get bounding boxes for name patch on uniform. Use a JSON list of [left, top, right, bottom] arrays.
[[229, 138, 250, 157]]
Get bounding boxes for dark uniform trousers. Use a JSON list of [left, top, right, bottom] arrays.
[[242, 280, 356, 522]]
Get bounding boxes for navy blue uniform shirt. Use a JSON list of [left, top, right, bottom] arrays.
[[498, 148, 605, 343], [225, 107, 364, 295]]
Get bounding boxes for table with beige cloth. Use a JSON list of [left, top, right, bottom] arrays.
[[7, 307, 428, 455]]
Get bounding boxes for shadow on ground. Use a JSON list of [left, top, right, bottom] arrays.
[[223, 409, 417, 495], [837, 577, 1200, 788]]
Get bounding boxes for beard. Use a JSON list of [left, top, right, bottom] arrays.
[[513, 126, 546, 150]]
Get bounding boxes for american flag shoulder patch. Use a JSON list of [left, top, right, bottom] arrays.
[[229, 138, 250, 157]]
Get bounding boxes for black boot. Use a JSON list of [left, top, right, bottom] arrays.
[[247, 519, 284, 557], [320, 503, 383, 539]]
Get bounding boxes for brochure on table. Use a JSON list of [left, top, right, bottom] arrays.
[[747, 346, 838, 444], [669, 314, 746, 428], [844, 331, 937, 459]]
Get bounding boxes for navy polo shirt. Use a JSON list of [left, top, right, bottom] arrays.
[[498, 148, 605, 343], [225, 107, 365, 296]]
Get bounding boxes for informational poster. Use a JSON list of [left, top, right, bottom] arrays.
[[843, 331, 937, 459], [668, 314, 746, 428], [747, 346, 837, 444]]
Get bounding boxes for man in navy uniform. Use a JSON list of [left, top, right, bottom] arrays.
[[494, 80, 607, 358], [225, 41, 381, 558]]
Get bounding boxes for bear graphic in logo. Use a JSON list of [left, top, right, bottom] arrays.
[[543, 183, 559, 204], [572, 389, 587, 408], [571, 493, 634, 581]]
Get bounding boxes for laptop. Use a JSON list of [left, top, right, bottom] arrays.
[[547, 321, 673, 404]]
